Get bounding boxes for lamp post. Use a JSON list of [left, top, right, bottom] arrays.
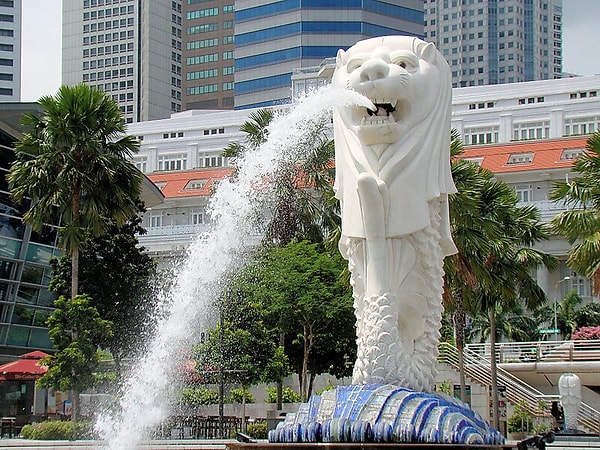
[[219, 295, 225, 439], [554, 276, 571, 341]]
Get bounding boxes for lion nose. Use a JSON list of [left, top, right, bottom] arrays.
[[359, 58, 390, 82]]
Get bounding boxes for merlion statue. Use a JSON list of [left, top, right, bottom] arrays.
[[268, 37, 503, 446], [331, 35, 456, 391], [559, 373, 582, 433]]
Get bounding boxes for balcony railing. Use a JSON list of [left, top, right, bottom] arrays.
[[142, 223, 210, 237]]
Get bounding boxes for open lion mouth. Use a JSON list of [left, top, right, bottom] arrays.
[[363, 98, 398, 125]]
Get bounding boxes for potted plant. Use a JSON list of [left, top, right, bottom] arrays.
[[507, 401, 534, 440]]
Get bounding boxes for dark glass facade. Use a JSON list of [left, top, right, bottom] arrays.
[[0, 105, 60, 361]]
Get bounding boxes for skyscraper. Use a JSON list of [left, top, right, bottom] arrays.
[[424, 0, 562, 88], [62, 0, 183, 123], [0, 0, 21, 102], [233, 0, 425, 110], [182, 0, 235, 110]]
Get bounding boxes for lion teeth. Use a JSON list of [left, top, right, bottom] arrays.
[[361, 115, 396, 126]]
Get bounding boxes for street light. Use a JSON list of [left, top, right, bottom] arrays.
[[554, 276, 571, 341]]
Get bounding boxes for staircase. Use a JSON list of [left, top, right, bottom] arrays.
[[438, 342, 600, 434]]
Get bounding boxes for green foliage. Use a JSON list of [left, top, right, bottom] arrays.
[[551, 131, 600, 288], [507, 401, 534, 433], [180, 387, 220, 406], [8, 84, 143, 302], [246, 422, 268, 439], [20, 421, 95, 440], [93, 371, 117, 389], [229, 387, 255, 404], [315, 380, 335, 396], [556, 290, 584, 338], [533, 422, 551, 434], [265, 386, 301, 404], [49, 205, 157, 367], [37, 294, 112, 393], [250, 240, 355, 400], [575, 302, 600, 328], [434, 380, 453, 396]]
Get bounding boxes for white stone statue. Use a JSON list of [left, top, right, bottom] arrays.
[[332, 35, 456, 392], [559, 372, 581, 432]]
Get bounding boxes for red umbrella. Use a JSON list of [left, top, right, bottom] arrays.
[[0, 351, 50, 381]]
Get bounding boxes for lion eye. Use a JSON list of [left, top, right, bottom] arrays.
[[399, 61, 407, 68], [346, 59, 363, 73]]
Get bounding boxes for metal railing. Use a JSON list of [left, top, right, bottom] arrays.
[[438, 342, 600, 433], [465, 339, 600, 363]]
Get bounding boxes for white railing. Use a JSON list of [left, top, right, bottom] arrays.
[[465, 340, 600, 363], [142, 223, 211, 237], [438, 342, 600, 433], [519, 199, 565, 221]]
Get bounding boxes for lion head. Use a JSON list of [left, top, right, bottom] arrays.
[[332, 36, 448, 146]]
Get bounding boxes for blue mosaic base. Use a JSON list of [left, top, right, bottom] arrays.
[[268, 384, 504, 445]]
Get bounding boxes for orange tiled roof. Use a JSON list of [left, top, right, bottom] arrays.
[[148, 137, 591, 198], [147, 167, 233, 199], [458, 137, 589, 173]]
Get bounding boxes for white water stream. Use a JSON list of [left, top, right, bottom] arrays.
[[95, 87, 374, 449]]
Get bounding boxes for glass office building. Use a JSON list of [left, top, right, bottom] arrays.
[[0, 104, 60, 361], [424, 0, 563, 88], [234, 0, 424, 109]]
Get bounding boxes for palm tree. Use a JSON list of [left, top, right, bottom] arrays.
[[474, 197, 555, 430], [223, 108, 338, 246], [8, 83, 142, 299], [551, 131, 600, 294], [556, 289, 583, 339], [445, 131, 556, 426], [468, 304, 542, 345]]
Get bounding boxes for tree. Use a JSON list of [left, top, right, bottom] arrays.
[[445, 130, 498, 403], [223, 108, 339, 247], [251, 240, 354, 401], [215, 240, 355, 402], [445, 131, 556, 425], [222, 109, 343, 405], [38, 294, 112, 422], [48, 206, 157, 374], [194, 285, 290, 389], [473, 196, 555, 430], [468, 304, 542, 344], [574, 302, 600, 329], [556, 290, 583, 339], [8, 84, 142, 299], [551, 130, 600, 294]]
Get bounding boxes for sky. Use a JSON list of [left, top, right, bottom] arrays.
[[20, 0, 600, 102]]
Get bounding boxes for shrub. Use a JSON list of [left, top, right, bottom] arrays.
[[572, 326, 600, 340], [228, 387, 254, 404], [246, 422, 268, 439], [20, 420, 94, 440], [434, 380, 452, 396], [507, 401, 533, 433], [180, 387, 219, 406], [315, 380, 335, 396], [265, 386, 301, 403]]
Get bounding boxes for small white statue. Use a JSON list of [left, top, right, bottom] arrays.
[[332, 35, 456, 391], [559, 372, 582, 432]]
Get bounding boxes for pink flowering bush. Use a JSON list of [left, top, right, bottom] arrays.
[[572, 326, 600, 340]]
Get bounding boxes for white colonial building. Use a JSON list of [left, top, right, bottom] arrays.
[[127, 75, 600, 301]]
